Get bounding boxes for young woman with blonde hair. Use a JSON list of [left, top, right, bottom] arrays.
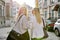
[[7, 7, 30, 40], [31, 8, 44, 40]]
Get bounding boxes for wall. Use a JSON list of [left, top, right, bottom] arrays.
[[0, 0, 5, 27]]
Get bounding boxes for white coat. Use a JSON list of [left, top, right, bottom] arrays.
[[13, 14, 30, 34], [28, 14, 44, 38]]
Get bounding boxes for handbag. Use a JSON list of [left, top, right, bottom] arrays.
[[42, 18, 48, 38], [7, 15, 23, 40]]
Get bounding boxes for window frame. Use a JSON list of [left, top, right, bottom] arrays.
[[45, 11, 47, 19], [58, 0, 60, 2]]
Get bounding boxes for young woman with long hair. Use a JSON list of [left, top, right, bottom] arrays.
[[7, 7, 30, 40], [31, 8, 44, 40]]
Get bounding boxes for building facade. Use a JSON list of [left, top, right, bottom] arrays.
[[10, 1, 20, 26], [0, 0, 13, 27], [11, 1, 20, 17], [4, 0, 13, 27], [38, 0, 60, 21], [5, 0, 12, 19], [0, 0, 5, 27], [38, 0, 44, 18]]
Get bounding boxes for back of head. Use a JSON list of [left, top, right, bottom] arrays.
[[21, 6, 28, 18], [33, 8, 42, 24]]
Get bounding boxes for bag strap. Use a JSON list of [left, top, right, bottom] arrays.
[[42, 18, 45, 28], [15, 15, 23, 26]]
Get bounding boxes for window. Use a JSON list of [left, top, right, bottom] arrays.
[[45, 0, 47, 1], [45, 11, 47, 19], [58, 7, 60, 18], [17, 7, 19, 9], [58, 21, 60, 23], [58, 0, 60, 2], [38, 0, 41, 2], [50, 0, 54, 4], [52, 10, 54, 18], [2, 6, 4, 16], [39, 3, 42, 9], [0, 5, 2, 16], [44, 0, 47, 7], [49, 13, 51, 17], [13, 8, 16, 10]]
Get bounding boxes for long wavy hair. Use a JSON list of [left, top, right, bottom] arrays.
[[33, 8, 42, 24], [21, 7, 28, 18], [15, 8, 22, 20], [15, 6, 28, 21]]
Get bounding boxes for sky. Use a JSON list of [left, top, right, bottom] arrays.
[[13, 0, 35, 8]]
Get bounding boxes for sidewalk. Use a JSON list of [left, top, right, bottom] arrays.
[[0, 27, 12, 40], [43, 32, 60, 40], [0, 27, 60, 40]]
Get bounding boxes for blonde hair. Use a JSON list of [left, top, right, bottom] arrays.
[[33, 8, 42, 24], [15, 7, 28, 20], [21, 7, 28, 18]]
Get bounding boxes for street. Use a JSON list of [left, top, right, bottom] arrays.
[[0, 27, 12, 40], [45, 32, 60, 40], [0, 27, 60, 40], [0, 0, 60, 40]]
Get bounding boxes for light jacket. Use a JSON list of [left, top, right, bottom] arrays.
[[28, 13, 44, 38], [13, 13, 30, 34]]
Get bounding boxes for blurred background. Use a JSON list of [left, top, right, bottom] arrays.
[[0, 0, 60, 40]]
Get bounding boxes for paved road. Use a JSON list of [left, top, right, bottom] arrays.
[[0, 27, 60, 40], [0, 27, 12, 40], [45, 32, 60, 40]]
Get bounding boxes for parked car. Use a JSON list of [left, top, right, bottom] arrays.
[[54, 19, 60, 36], [46, 20, 56, 32]]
